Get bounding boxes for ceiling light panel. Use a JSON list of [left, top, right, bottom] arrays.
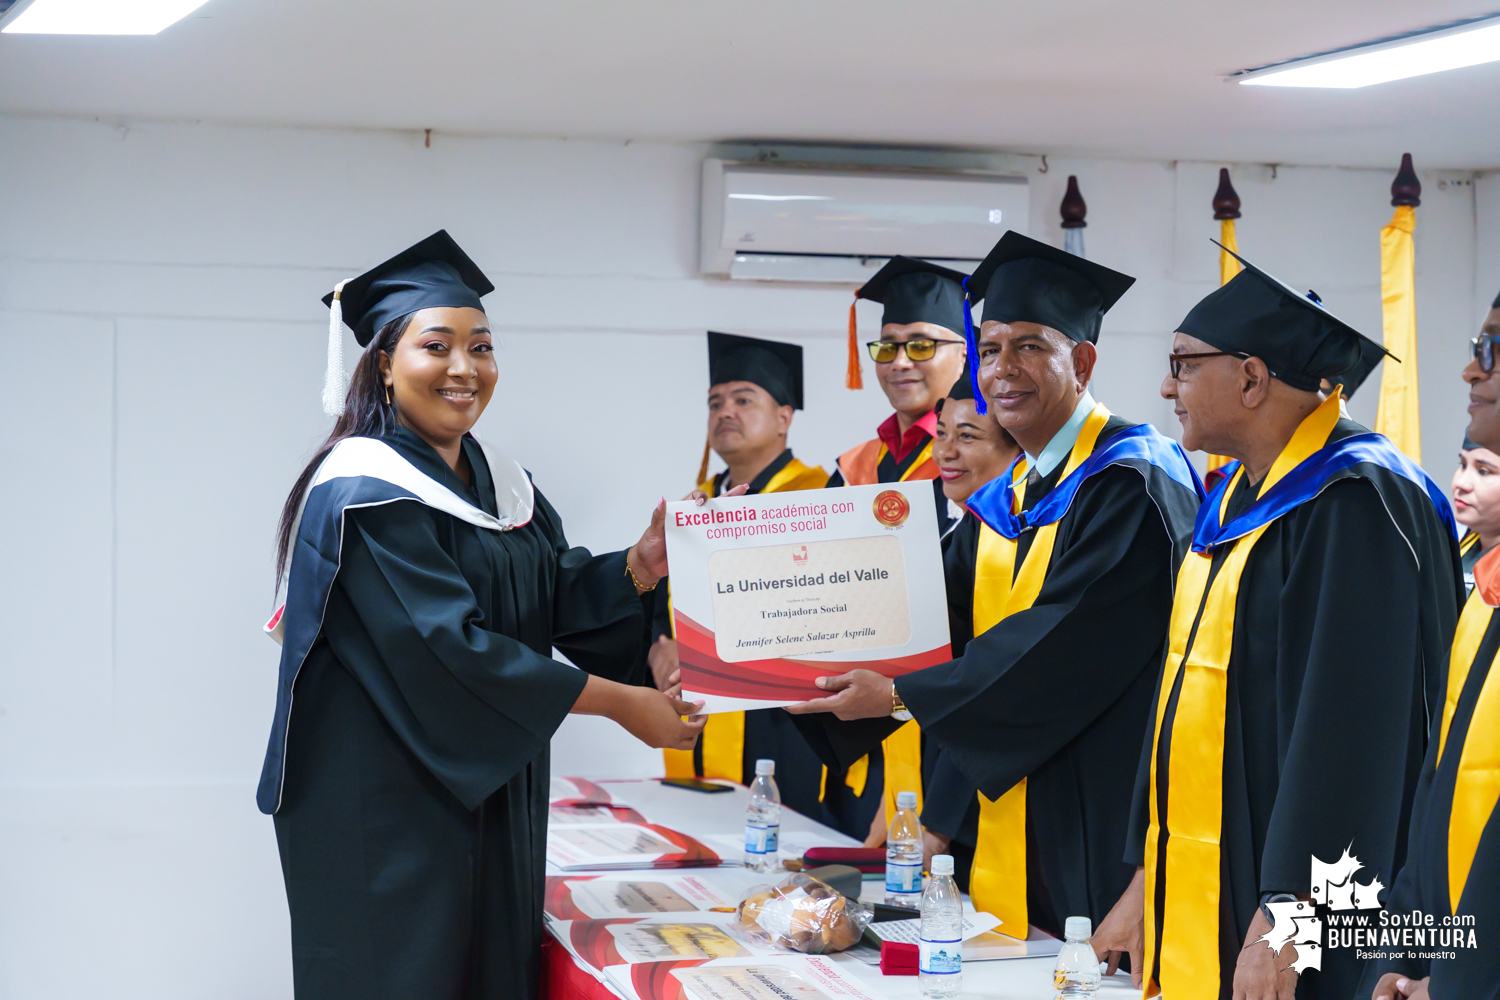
[[2, 0, 211, 35], [1239, 16, 1500, 89]]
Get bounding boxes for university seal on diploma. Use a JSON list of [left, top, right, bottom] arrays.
[[663, 482, 951, 712]]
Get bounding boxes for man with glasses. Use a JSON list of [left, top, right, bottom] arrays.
[[814, 256, 973, 841], [1092, 248, 1461, 1000], [1361, 289, 1500, 1000], [790, 232, 1201, 944], [830, 255, 971, 521]]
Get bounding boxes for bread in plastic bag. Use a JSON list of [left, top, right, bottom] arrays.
[[733, 872, 872, 954]]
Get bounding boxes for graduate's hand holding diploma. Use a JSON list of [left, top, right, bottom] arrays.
[[590, 485, 752, 749], [639, 483, 748, 702], [783, 669, 895, 720], [628, 484, 750, 586]]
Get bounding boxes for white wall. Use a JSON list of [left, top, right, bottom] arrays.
[[0, 114, 1494, 999]]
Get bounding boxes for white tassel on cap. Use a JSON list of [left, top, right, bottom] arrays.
[[322, 279, 352, 417]]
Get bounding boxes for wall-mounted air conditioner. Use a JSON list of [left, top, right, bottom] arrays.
[[699, 158, 1029, 283]]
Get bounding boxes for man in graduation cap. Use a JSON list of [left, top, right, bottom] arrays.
[[1095, 247, 1463, 1000], [816, 257, 973, 840], [654, 332, 830, 819], [789, 231, 1203, 941], [1362, 290, 1500, 1000], [832, 255, 971, 522]]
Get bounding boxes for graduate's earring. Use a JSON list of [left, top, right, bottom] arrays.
[[384, 382, 392, 406]]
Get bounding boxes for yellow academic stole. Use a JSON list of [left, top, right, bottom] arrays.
[[1142, 393, 1341, 998], [663, 458, 830, 782], [1438, 586, 1500, 912], [967, 403, 1111, 935]]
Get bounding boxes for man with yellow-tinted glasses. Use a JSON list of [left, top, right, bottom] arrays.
[[814, 257, 971, 841]]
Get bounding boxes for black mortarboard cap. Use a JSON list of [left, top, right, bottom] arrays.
[[1464, 434, 1481, 451], [1338, 336, 1387, 399], [945, 364, 975, 401], [323, 230, 494, 347], [967, 231, 1135, 345], [1493, 286, 1500, 310], [856, 256, 971, 334], [1178, 242, 1394, 393], [707, 331, 803, 410]]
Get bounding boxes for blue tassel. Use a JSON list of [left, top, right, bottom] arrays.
[[962, 277, 986, 415]]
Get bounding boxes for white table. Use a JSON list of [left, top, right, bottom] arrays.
[[548, 779, 1140, 999]]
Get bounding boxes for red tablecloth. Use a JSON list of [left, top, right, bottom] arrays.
[[543, 935, 620, 1000]]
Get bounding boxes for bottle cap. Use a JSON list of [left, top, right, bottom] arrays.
[[755, 759, 775, 775], [931, 854, 954, 875], [1065, 916, 1092, 940], [896, 791, 917, 810]]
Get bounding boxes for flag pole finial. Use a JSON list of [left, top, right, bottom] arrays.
[[1391, 153, 1421, 208], [1060, 175, 1087, 229], [1213, 168, 1242, 220]]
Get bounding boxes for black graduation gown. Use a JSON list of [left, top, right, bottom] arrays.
[[272, 429, 650, 1000], [799, 416, 1201, 932], [909, 510, 987, 890], [649, 450, 837, 827], [1126, 418, 1463, 1000], [1357, 606, 1500, 1000]]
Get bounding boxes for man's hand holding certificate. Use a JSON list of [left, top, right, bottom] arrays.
[[663, 482, 951, 713]]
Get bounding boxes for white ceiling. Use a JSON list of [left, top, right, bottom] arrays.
[[4, 0, 1500, 168]]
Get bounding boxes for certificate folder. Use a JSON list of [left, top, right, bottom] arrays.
[[663, 482, 952, 713]]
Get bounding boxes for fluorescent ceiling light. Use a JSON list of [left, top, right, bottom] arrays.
[[2, 0, 211, 35], [1238, 15, 1500, 88], [728, 194, 835, 202]]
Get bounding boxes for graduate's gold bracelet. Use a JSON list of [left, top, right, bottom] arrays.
[[625, 558, 658, 594]]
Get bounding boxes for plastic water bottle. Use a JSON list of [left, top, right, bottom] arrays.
[[919, 854, 962, 998], [744, 759, 780, 873], [1054, 915, 1101, 998], [885, 790, 924, 907]]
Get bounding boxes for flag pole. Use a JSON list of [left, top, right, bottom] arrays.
[[1205, 168, 1242, 478], [1376, 153, 1422, 463]]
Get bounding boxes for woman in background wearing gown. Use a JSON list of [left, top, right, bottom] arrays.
[[258, 232, 707, 1000]]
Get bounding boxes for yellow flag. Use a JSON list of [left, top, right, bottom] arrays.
[[1204, 219, 1242, 474], [1376, 205, 1420, 462], [1218, 217, 1243, 286]]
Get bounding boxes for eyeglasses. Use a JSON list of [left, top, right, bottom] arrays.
[[1471, 334, 1500, 373], [1168, 350, 1251, 380], [867, 338, 967, 364]]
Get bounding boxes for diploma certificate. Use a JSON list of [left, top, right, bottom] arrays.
[[664, 481, 951, 712]]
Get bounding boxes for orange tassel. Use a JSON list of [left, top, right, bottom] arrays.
[[846, 295, 863, 390], [696, 437, 712, 486]]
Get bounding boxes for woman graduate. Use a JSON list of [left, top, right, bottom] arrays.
[[1454, 434, 1500, 593], [258, 231, 706, 1000]]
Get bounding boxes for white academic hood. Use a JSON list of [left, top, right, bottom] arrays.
[[699, 157, 1029, 283]]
